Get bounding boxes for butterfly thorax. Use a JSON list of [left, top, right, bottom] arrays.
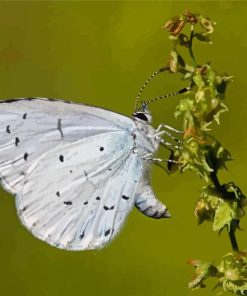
[[132, 105, 159, 158], [133, 119, 159, 158]]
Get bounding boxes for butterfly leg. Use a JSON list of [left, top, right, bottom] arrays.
[[143, 154, 180, 165], [154, 130, 183, 145], [144, 137, 182, 173], [155, 124, 184, 148], [159, 138, 183, 150], [155, 124, 183, 134]]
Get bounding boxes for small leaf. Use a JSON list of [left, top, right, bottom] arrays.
[[168, 35, 178, 41], [183, 72, 193, 80], [169, 50, 178, 73], [213, 201, 234, 232], [185, 64, 195, 72], [215, 75, 234, 98], [194, 33, 212, 43], [163, 17, 186, 36], [198, 15, 216, 35]]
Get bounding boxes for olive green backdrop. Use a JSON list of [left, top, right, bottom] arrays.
[[0, 1, 246, 296]]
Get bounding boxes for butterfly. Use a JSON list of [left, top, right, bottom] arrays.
[[0, 68, 190, 250]]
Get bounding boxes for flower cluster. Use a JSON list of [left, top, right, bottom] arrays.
[[188, 252, 247, 295], [163, 10, 216, 41]]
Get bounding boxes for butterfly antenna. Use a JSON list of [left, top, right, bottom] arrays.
[[135, 66, 169, 111], [144, 86, 191, 106]]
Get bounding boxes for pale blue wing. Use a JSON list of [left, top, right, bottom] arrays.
[[16, 133, 143, 250], [0, 98, 142, 250], [0, 98, 135, 194]]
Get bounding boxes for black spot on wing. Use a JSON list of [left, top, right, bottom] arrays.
[[18, 206, 28, 214], [57, 119, 64, 139], [56, 191, 60, 197], [122, 195, 129, 200], [96, 196, 100, 200], [59, 155, 64, 162], [99, 147, 104, 151], [15, 137, 20, 146], [23, 152, 28, 161], [6, 125, 10, 134], [64, 201, 72, 205], [104, 229, 111, 236], [103, 205, 114, 210], [83, 201, 88, 205], [23, 113, 27, 119], [79, 231, 85, 240]]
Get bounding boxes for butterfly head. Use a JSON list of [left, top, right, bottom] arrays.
[[132, 103, 152, 124]]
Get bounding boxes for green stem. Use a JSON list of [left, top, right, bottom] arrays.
[[188, 27, 197, 67], [228, 220, 239, 252]]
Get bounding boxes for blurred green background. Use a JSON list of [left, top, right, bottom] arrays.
[[0, 1, 246, 295]]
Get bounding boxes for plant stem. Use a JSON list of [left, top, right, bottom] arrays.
[[188, 27, 197, 67], [209, 171, 221, 192], [228, 220, 239, 252]]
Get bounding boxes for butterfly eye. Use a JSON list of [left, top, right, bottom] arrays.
[[133, 112, 148, 121]]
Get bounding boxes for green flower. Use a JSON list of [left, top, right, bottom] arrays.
[[188, 252, 247, 294], [216, 252, 247, 295], [188, 259, 218, 289]]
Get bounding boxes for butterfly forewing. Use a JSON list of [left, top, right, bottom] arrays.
[[0, 98, 135, 194]]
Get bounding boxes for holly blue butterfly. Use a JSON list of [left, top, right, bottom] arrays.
[[0, 68, 190, 250]]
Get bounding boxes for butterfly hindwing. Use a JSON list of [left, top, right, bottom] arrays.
[[17, 135, 143, 250]]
